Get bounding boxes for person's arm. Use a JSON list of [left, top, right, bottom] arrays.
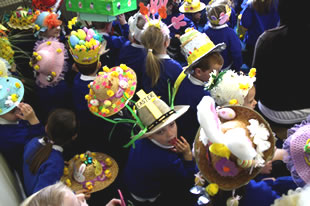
[[16, 103, 40, 125]]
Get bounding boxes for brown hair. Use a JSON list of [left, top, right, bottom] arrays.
[[75, 60, 99, 75], [195, 52, 224, 72], [252, 0, 275, 14], [140, 25, 168, 87], [28, 109, 77, 174]]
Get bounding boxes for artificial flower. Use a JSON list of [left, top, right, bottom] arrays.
[[248, 68, 256, 78], [215, 158, 239, 177], [139, 2, 149, 16], [158, 6, 167, 19], [229, 99, 238, 105], [205, 183, 219, 196], [239, 83, 249, 90]]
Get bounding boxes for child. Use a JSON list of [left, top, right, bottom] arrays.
[[117, 11, 147, 93], [29, 38, 71, 124], [122, 90, 198, 205], [0, 77, 44, 177], [204, 0, 243, 71], [179, 0, 207, 32], [23, 108, 78, 196], [140, 13, 183, 104], [34, 10, 63, 40], [174, 28, 225, 144], [240, 0, 279, 67]]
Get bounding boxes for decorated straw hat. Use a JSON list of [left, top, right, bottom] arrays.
[[206, 0, 232, 26], [61, 151, 118, 193], [179, 0, 206, 13], [134, 90, 189, 138], [194, 96, 275, 190], [68, 27, 103, 65], [34, 11, 62, 37], [0, 77, 24, 115], [6, 7, 39, 30], [86, 64, 137, 118], [206, 68, 256, 106], [283, 116, 310, 187], [30, 38, 67, 87], [0, 26, 15, 65], [180, 28, 226, 73], [0, 58, 11, 77]]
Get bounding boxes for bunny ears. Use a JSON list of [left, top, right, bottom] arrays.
[[139, 0, 186, 35]]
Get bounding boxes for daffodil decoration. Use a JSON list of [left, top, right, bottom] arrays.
[[204, 69, 228, 91], [68, 17, 78, 30]]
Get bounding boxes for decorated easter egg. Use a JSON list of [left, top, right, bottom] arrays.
[[218, 107, 236, 120], [69, 35, 79, 47], [77, 29, 86, 40]]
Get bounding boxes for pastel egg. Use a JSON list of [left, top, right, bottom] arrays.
[[83, 27, 88, 33], [85, 34, 92, 42], [87, 28, 95, 36], [69, 35, 79, 47], [93, 34, 100, 40], [78, 40, 86, 45], [77, 29, 86, 40], [218, 108, 236, 120]]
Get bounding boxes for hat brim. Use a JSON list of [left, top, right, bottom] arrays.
[[194, 105, 275, 191], [60, 152, 119, 193], [179, 2, 206, 13], [185, 42, 226, 74], [139, 105, 190, 138]]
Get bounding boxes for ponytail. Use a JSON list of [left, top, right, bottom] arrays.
[[27, 137, 53, 174], [141, 25, 167, 87]]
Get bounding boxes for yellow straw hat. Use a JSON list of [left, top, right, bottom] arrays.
[[179, 0, 206, 13]]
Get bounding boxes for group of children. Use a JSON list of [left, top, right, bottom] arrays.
[[1, 0, 310, 205]]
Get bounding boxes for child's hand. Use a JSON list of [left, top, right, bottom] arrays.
[[260, 160, 272, 174], [117, 14, 127, 25], [75, 189, 91, 199], [16, 103, 39, 125], [172, 136, 193, 161], [106, 198, 122, 206]]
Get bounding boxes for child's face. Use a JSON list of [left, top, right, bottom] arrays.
[[149, 121, 178, 146], [0, 107, 21, 122], [243, 86, 257, 109], [43, 26, 61, 38], [196, 63, 223, 82], [192, 12, 202, 23]]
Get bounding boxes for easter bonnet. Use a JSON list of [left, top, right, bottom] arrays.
[[6, 7, 39, 30], [61, 151, 118, 193], [194, 96, 275, 191], [283, 115, 310, 187], [30, 38, 68, 87], [0, 76, 24, 115], [33, 10, 62, 37], [179, 0, 206, 13], [180, 28, 226, 73], [206, 68, 256, 106], [206, 0, 232, 26]]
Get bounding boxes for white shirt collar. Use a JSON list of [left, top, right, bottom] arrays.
[[38, 138, 63, 152], [188, 74, 206, 86], [0, 117, 19, 125], [131, 43, 144, 49], [150, 139, 174, 149], [80, 74, 96, 81], [207, 22, 228, 29], [156, 54, 171, 59]]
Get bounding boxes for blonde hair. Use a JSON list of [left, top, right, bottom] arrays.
[[20, 182, 69, 206], [140, 25, 168, 87]]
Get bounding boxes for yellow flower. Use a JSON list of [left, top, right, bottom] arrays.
[[249, 68, 256, 78], [229, 99, 238, 105], [90, 105, 98, 113], [46, 41, 52, 46], [105, 170, 112, 178], [105, 158, 112, 166], [34, 65, 40, 70], [107, 90, 114, 97], [120, 64, 128, 71], [34, 24, 40, 31], [36, 55, 42, 61], [33, 52, 38, 56], [85, 182, 93, 190], [85, 95, 91, 101], [239, 83, 249, 90], [51, 72, 56, 77], [205, 183, 219, 196], [63, 167, 69, 175], [56, 48, 62, 53], [29, 61, 33, 67]]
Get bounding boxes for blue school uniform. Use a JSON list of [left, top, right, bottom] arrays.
[[23, 137, 64, 196], [203, 23, 243, 71], [141, 54, 183, 104], [0, 119, 45, 175], [123, 138, 198, 199], [116, 41, 146, 92], [174, 75, 210, 144], [35, 79, 72, 123], [240, 1, 279, 48]]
